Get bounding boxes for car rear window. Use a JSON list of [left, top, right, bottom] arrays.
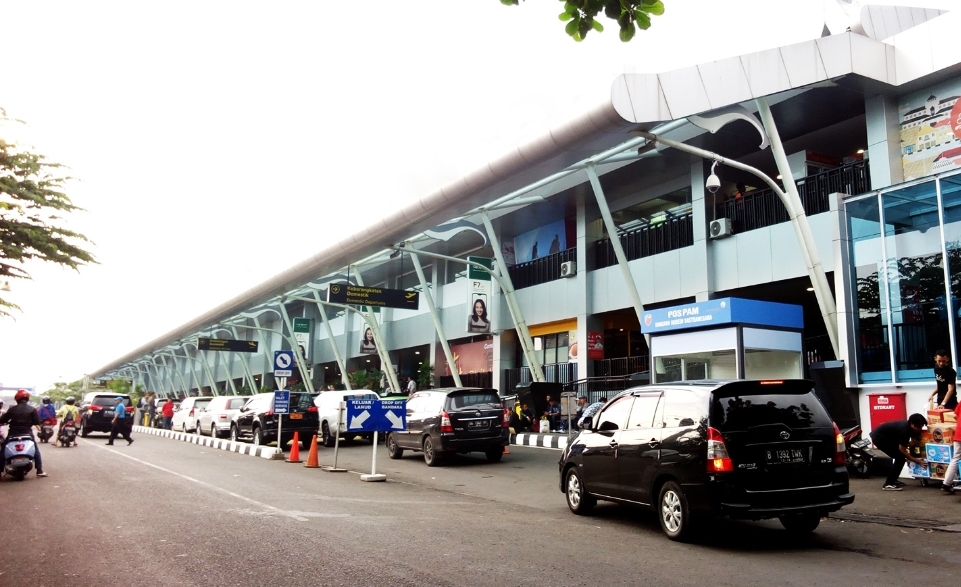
[[92, 396, 130, 407], [227, 398, 246, 410], [448, 391, 500, 409], [194, 399, 212, 409], [290, 393, 320, 410], [710, 390, 832, 431]]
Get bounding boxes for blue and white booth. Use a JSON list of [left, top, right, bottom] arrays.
[[640, 298, 805, 383]]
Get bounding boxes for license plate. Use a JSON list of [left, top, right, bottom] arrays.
[[766, 448, 805, 464], [289, 414, 303, 420], [10, 457, 29, 466], [468, 420, 488, 429]]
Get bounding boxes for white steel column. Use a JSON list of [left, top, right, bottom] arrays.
[[409, 251, 462, 387], [278, 303, 316, 393], [309, 289, 352, 390], [350, 272, 403, 394]]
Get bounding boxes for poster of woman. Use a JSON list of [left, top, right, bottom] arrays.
[[359, 327, 377, 354], [467, 295, 491, 333]]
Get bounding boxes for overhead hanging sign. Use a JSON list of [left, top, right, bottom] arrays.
[[198, 338, 258, 353], [467, 256, 492, 334], [327, 283, 419, 310]]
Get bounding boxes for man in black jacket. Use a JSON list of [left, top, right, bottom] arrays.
[[870, 413, 928, 491], [0, 389, 46, 477]]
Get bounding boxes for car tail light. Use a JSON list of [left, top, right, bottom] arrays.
[[307, 406, 318, 413], [125, 406, 134, 413], [833, 422, 846, 465], [188, 408, 195, 417], [706, 427, 734, 473], [265, 409, 274, 416], [440, 411, 453, 433], [219, 414, 228, 419], [89, 405, 102, 412]]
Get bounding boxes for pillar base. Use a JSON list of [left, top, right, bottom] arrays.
[[361, 473, 387, 482]]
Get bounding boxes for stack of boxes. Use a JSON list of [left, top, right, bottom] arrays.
[[912, 408, 957, 480]]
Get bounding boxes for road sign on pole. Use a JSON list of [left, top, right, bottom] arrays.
[[273, 391, 290, 414], [273, 350, 294, 377]]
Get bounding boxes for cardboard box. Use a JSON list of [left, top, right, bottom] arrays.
[[929, 408, 950, 424], [930, 423, 956, 445], [946, 411, 958, 424], [930, 462, 950, 479], [921, 430, 935, 445], [926, 443, 955, 464], [909, 461, 930, 477]]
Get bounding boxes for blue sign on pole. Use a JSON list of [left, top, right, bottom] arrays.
[[273, 350, 294, 377], [346, 399, 407, 432], [273, 390, 290, 414]]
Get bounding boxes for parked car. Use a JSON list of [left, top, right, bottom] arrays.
[[151, 398, 180, 428], [558, 379, 854, 541], [79, 392, 133, 437], [230, 392, 319, 450], [197, 396, 246, 438], [385, 388, 509, 466], [314, 390, 380, 447], [171, 397, 213, 433]]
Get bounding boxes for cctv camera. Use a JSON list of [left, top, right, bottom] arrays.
[[706, 173, 721, 194]]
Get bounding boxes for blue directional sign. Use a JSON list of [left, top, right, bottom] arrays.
[[346, 399, 407, 432], [273, 390, 290, 414], [273, 350, 294, 377]]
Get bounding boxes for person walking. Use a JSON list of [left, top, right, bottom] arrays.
[[146, 393, 157, 427], [869, 413, 928, 491], [406, 376, 417, 396], [106, 396, 134, 446], [161, 398, 175, 430]]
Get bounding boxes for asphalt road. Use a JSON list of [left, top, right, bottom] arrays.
[[0, 431, 957, 587]]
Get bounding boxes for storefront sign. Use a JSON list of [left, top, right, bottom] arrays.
[[587, 332, 604, 359], [640, 298, 803, 334], [436, 340, 494, 376]]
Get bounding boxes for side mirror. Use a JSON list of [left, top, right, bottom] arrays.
[[598, 420, 619, 432]]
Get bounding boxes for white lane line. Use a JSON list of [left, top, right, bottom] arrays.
[[83, 440, 348, 522]]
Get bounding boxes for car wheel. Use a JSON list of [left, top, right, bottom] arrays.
[[565, 467, 595, 515], [230, 426, 239, 442], [423, 436, 441, 467], [779, 513, 821, 533], [485, 447, 504, 462], [252, 426, 263, 446], [386, 433, 404, 459], [658, 480, 692, 541], [849, 457, 870, 478], [321, 422, 335, 448]]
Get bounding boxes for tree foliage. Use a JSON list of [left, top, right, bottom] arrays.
[[500, 0, 665, 42], [0, 108, 96, 317]]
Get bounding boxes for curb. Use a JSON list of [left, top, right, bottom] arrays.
[[131, 426, 277, 459], [511, 433, 568, 450]]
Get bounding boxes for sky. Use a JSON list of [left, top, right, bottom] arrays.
[[0, 0, 946, 392]]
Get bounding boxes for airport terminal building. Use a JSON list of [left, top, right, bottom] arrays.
[[93, 7, 961, 432]]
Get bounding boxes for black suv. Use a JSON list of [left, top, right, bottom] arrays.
[[385, 388, 509, 466], [80, 392, 133, 436], [559, 379, 854, 541], [229, 392, 318, 450]]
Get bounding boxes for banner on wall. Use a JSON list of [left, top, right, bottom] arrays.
[[293, 318, 312, 366], [899, 78, 961, 180], [436, 340, 494, 376], [587, 332, 605, 360], [513, 219, 568, 265], [467, 256, 492, 334]]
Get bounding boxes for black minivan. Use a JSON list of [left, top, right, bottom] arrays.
[[229, 392, 319, 450], [385, 388, 509, 466], [559, 380, 854, 540]]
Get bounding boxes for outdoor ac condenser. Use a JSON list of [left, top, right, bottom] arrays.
[[709, 218, 733, 239], [560, 261, 576, 278]]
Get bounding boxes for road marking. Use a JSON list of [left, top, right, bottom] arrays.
[[84, 440, 348, 522]]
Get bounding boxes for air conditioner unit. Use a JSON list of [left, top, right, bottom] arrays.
[[709, 218, 733, 239], [560, 261, 577, 278]]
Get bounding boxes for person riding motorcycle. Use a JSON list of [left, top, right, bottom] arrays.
[[38, 396, 57, 425], [54, 397, 80, 447], [0, 389, 46, 477]]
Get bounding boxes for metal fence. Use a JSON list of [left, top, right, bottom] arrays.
[[594, 213, 693, 269], [714, 160, 869, 234], [591, 355, 649, 377], [438, 371, 493, 389], [507, 247, 577, 290], [503, 362, 578, 393]]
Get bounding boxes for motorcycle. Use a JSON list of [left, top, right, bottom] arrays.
[[3, 434, 37, 480], [841, 424, 876, 478], [58, 420, 78, 447], [38, 420, 56, 443]]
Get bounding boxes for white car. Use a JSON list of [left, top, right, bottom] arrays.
[[196, 396, 246, 438], [314, 390, 380, 447], [171, 396, 213, 433]]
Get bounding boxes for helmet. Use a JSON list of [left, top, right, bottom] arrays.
[[65, 396, 75, 405], [42, 396, 51, 404], [14, 389, 30, 402]]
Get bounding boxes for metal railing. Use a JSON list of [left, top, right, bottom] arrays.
[[503, 362, 578, 392], [591, 355, 649, 377], [714, 160, 870, 234], [507, 247, 577, 290], [438, 372, 493, 389], [594, 213, 693, 269], [562, 374, 646, 404]]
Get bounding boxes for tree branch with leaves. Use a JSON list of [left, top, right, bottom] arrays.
[[500, 0, 665, 42], [0, 108, 96, 317]]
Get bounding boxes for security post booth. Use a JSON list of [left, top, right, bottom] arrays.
[[640, 298, 805, 383]]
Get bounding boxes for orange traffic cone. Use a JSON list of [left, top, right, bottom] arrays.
[[303, 433, 320, 468], [286, 432, 303, 463]]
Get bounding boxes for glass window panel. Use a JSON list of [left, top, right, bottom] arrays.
[[847, 195, 891, 383], [882, 182, 949, 381], [627, 394, 661, 429], [941, 174, 961, 367]]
